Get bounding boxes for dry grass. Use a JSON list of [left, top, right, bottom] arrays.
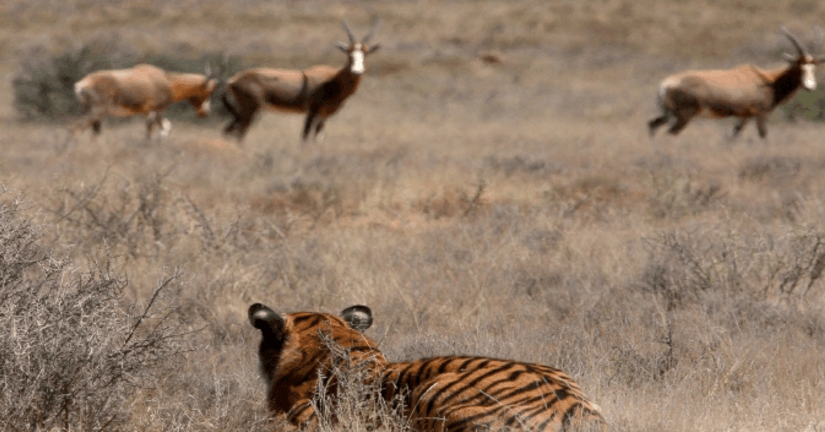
[[2, 1, 825, 431]]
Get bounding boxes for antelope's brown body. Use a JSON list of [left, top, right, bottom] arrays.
[[249, 304, 605, 432], [73, 63, 217, 139], [648, 26, 824, 139], [222, 20, 379, 142]]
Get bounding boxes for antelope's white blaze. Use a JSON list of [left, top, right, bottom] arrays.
[[801, 63, 817, 90], [350, 44, 366, 74], [200, 99, 211, 113]]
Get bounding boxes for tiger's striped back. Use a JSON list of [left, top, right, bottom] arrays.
[[249, 303, 605, 432], [383, 357, 604, 432]]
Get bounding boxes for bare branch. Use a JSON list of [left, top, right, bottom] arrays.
[[122, 269, 180, 349]]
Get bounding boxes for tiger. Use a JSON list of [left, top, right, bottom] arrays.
[[248, 303, 606, 432]]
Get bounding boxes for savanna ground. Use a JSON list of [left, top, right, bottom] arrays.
[[2, 1, 825, 431]]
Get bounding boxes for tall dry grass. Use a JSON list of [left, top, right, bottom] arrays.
[[2, 1, 825, 431]]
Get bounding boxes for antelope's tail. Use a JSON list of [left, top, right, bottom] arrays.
[[73, 79, 94, 114], [221, 88, 242, 120]]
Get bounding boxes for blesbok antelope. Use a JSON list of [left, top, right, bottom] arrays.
[[649, 26, 825, 139], [73, 63, 218, 139], [222, 20, 380, 142]]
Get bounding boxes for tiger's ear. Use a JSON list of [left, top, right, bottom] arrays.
[[341, 305, 373, 331], [249, 303, 285, 337]]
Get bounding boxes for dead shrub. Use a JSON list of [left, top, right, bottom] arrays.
[[0, 194, 190, 431], [636, 225, 825, 310], [609, 318, 676, 387], [414, 183, 486, 219], [312, 334, 411, 432], [49, 170, 177, 257], [738, 156, 801, 182], [483, 154, 562, 178], [251, 180, 346, 224], [647, 174, 722, 220]]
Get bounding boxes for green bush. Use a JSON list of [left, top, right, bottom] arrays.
[[782, 84, 825, 122], [12, 40, 244, 123], [12, 42, 122, 121]]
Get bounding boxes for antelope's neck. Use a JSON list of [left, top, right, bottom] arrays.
[[771, 65, 806, 106], [335, 69, 363, 97]]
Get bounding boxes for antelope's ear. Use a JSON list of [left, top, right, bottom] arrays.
[[249, 303, 286, 336], [367, 43, 381, 54], [341, 305, 373, 331], [336, 41, 350, 52]]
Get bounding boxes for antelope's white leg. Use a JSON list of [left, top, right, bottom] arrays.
[[160, 119, 172, 138]]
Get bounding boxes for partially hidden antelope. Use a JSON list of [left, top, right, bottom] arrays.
[[73, 63, 219, 139], [222, 20, 380, 142], [649, 26, 825, 139]]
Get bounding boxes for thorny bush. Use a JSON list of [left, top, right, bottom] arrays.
[[0, 195, 190, 432]]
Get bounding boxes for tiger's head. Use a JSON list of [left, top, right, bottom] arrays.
[[248, 303, 384, 418]]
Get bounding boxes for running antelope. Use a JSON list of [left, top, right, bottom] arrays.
[[222, 20, 380, 142], [73, 63, 219, 139], [649, 26, 825, 139]]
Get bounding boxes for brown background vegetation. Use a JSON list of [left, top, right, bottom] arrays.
[[1, 0, 825, 431]]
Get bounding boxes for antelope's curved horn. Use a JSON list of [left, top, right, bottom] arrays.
[[342, 20, 356, 44], [813, 25, 823, 54], [362, 19, 380, 44], [781, 26, 808, 56], [203, 62, 220, 85]]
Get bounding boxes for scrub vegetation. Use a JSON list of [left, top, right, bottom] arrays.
[[1, 1, 825, 431]]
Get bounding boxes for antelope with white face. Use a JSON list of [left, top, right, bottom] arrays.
[[649, 26, 825, 139], [73, 63, 218, 139], [222, 20, 380, 142]]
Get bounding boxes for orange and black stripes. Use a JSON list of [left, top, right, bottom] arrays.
[[249, 303, 604, 432], [391, 358, 603, 432]]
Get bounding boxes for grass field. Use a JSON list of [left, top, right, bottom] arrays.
[[2, 1, 825, 431]]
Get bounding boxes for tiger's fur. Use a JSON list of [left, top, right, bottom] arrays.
[[249, 303, 605, 432]]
